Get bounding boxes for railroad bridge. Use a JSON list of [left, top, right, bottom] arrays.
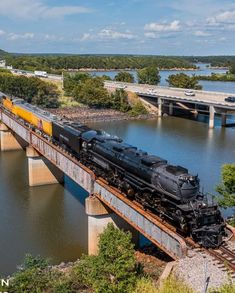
[[0, 108, 187, 260]]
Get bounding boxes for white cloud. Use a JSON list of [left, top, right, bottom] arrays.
[[144, 20, 181, 32], [80, 33, 93, 41], [207, 10, 235, 26], [44, 34, 64, 41], [194, 30, 211, 37], [98, 29, 136, 40], [8, 32, 34, 41], [0, 30, 6, 36], [219, 37, 226, 41], [0, 0, 92, 19], [144, 32, 157, 39]]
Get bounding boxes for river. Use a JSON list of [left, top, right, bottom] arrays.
[[0, 115, 234, 275], [89, 63, 235, 93]]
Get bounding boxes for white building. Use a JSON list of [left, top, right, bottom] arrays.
[[0, 60, 6, 68]]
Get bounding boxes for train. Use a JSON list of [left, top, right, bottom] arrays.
[[0, 95, 227, 248]]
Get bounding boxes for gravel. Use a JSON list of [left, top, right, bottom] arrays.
[[174, 248, 234, 293]]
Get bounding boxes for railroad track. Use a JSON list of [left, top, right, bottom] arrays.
[[135, 200, 235, 275], [208, 243, 235, 273]]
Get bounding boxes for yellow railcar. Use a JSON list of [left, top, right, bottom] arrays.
[[2, 96, 56, 136]]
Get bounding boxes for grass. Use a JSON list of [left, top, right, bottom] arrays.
[[134, 275, 194, 293], [44, 78, 81, 107]]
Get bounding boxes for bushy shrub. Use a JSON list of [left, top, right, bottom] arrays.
[[0, 73, 59, 108], [156, 275, 194, 293], [72, 223, 139, 293], [167, 73, 202, 90], [9, 254, 72, 293], [209, 279, 235, 293], [134, 277, 158, 293], [129, 100, 148, 116], [216, 164, 235, 208]]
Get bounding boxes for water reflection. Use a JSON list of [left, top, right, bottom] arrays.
[[0, 151, 88, 275]]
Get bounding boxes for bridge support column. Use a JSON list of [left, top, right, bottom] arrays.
[[169, 102, 173, 116], [0, 123, 23, 151], [209, 105, 215, 129], [158, 98, 162, 117], [26, 146, 64, 187], [86, 196, 139, 255], [221, 113, 227, 127]]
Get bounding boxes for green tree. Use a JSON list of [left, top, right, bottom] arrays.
[[0, 73, 59, 108], [10, 254, 50, 293], [114, 71, 134, 83], [73, 223, 139, 293], [64, 72, 90, 95], [110, 89, 131, 112], [229, 61, 235, 75], [9, 254, 72, 293], [137, 66, 160, 85], [216, 164, 235, 208], [129, 100, 148, 116], [101, 74, 112, 81], [74, 76, 110, 108], [167, 73, 202, 89]]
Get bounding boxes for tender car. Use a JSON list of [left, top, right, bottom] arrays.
[[224, 96, 235, 103], [184, 90, 195, 96]]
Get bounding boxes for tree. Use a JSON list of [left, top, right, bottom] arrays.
[[129, 100, 148, 116], [74, 76, 111, 108], [137, 66, 160, 85], [110, 89, 131, 112], [0, 73, 59, 108], [64, 72, 90, 95], [216, 164, 235, 208], [229, 61, 235, 75], [167, 73, 202, 90], [73, 223, 139, 293], [114, 71, 134, 83]]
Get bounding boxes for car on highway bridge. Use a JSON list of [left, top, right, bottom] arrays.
[[224, 96, 235, 103], [184, 90, 195, 96]]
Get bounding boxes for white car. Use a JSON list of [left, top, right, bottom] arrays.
[[184, 90, 195, 96]]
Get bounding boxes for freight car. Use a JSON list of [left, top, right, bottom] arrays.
[[2, 96, 57, 136], [0, 96, 226, 248]]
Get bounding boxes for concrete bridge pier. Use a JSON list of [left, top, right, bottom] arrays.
[[26, 146, 64, 187], [158, 97, 162, 117], [169, 102, 173, 116], [221, 113, 227, 127], [209, 105, 215, 129], [86, 196, 139, 255], [0, 122, 24, 151]]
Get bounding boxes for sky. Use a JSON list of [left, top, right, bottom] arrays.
[[0, 0, 235, 55]]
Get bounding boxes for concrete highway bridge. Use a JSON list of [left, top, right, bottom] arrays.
[[105, 81, 235, 128], [0, 108, 187, 260]]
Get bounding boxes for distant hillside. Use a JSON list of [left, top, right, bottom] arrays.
[[0, 49, 8, 57]]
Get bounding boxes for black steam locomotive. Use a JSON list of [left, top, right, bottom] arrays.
[[52, 120, 226, 248]]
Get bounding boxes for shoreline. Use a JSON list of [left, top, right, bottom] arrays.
[[49, 107, 157, 124], [207, 66, 229, 70], [67, 67, 198, 73]]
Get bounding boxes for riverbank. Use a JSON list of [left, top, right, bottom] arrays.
[[49, 106, 155, 123], [197, 73, 235, 82], [68, 67, 198, 72]]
